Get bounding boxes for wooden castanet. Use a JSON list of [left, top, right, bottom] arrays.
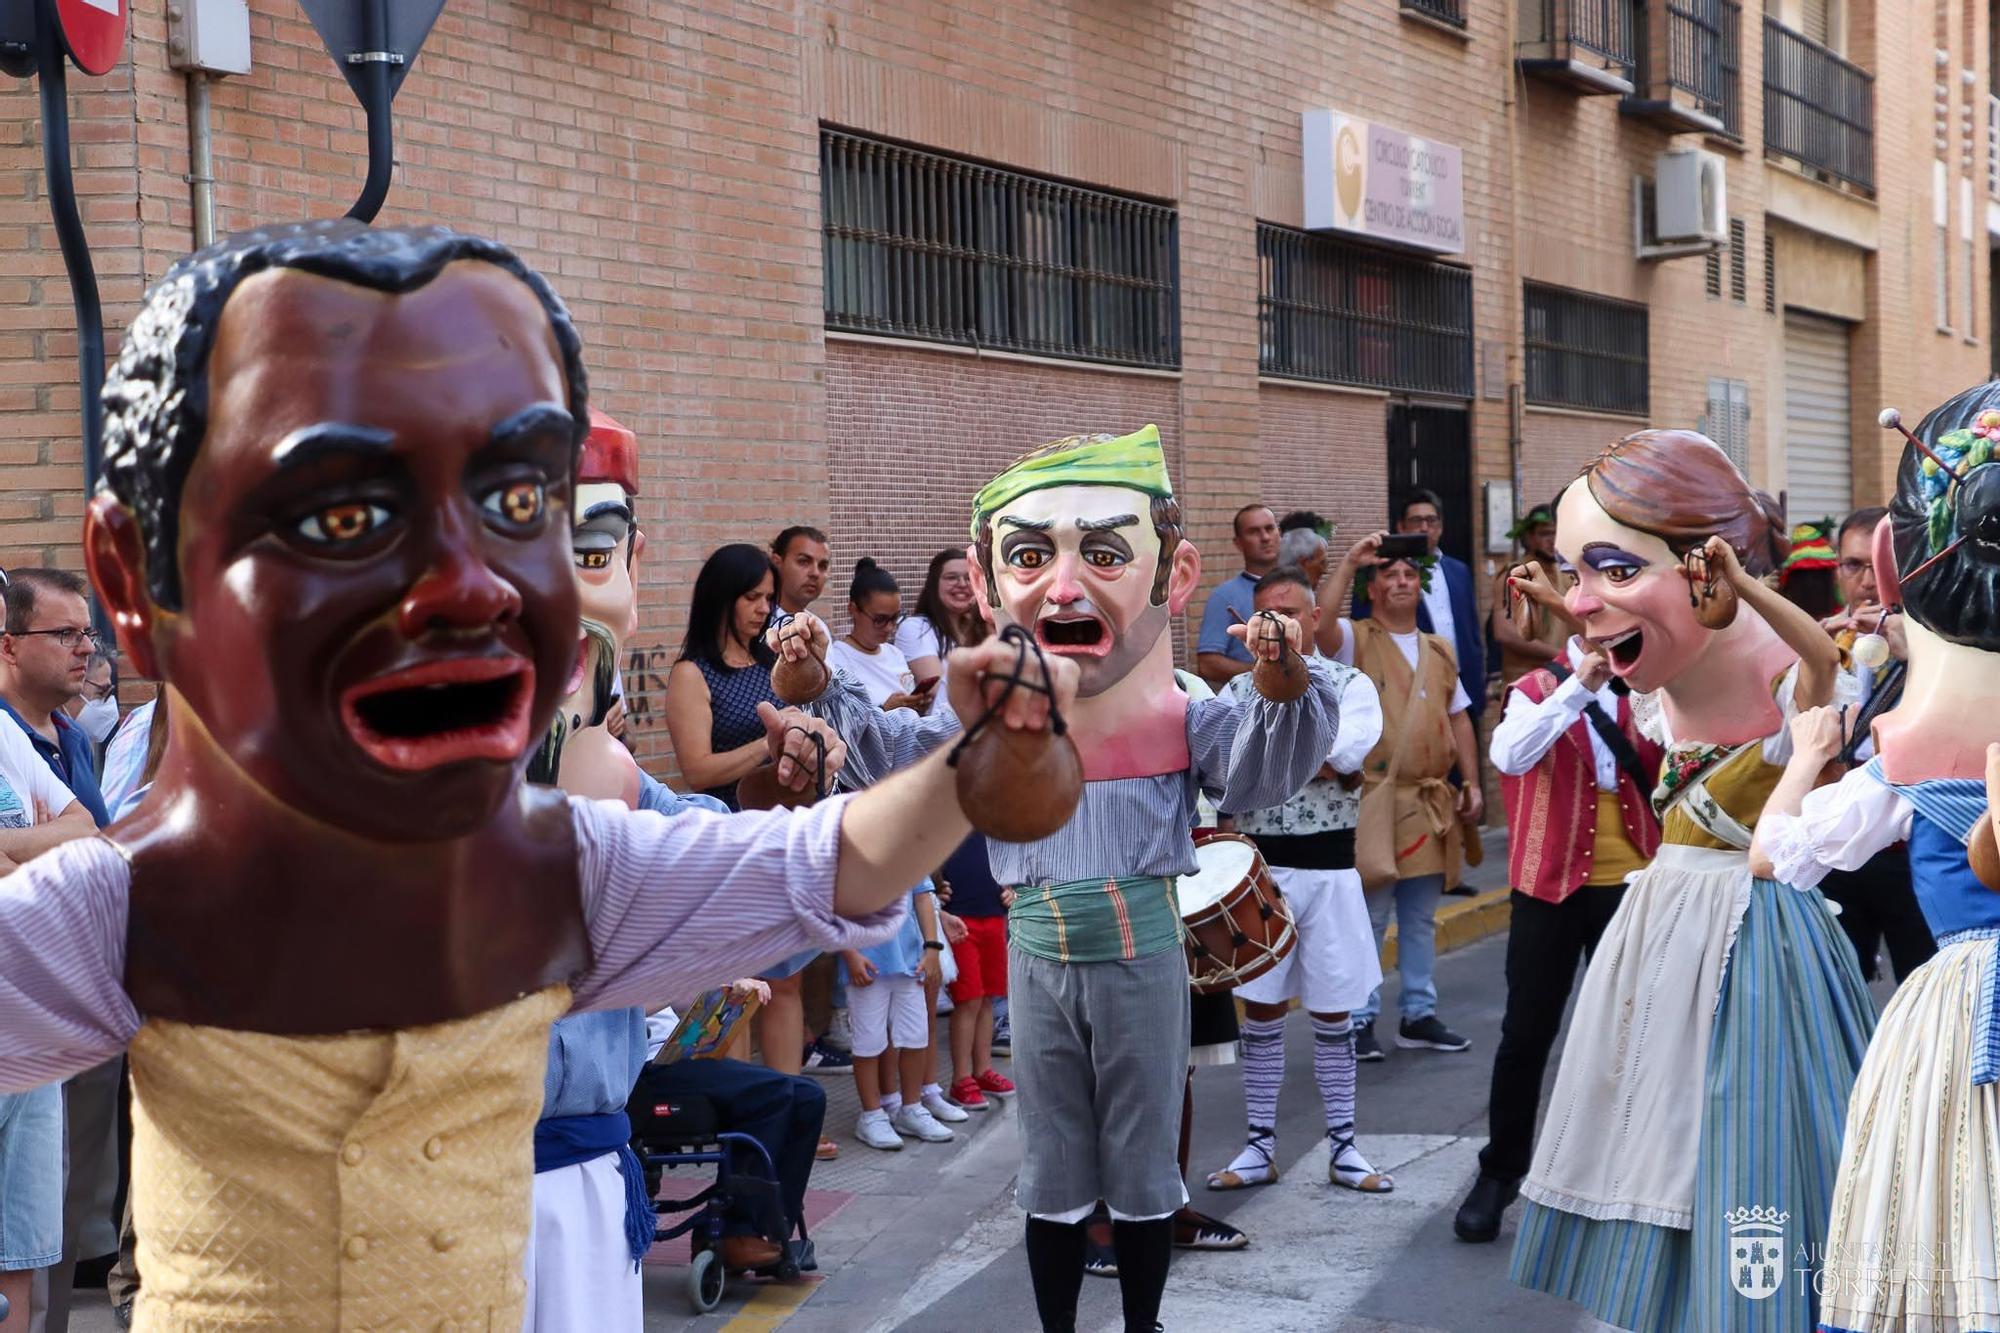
[[1971, 811, 2000, 892], [1252, 645, 1309, 702], [770, 651, 829, 705], [953, 723, 1083, 843], [735, 762, 819, 811]]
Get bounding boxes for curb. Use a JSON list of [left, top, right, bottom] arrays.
[[1379, 886, 1511, 970]]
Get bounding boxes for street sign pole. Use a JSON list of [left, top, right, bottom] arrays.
[[298, 0, 445, 224]]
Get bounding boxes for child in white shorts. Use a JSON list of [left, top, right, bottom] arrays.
[[843, 880, 954, 1150]]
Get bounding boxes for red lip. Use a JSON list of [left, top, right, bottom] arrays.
[[339, 656, 535, 772]]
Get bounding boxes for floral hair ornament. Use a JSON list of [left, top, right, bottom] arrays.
[[1506, 503, 1555, 543], [1878, 406, 1986, 583]]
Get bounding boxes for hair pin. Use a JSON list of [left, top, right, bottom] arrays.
[[1878, 408, 1968, 480]]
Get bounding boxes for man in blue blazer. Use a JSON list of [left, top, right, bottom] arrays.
[[1357, 488, 1486, 721]]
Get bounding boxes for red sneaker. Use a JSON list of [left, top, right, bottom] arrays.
[[949, 1075, 989, 1111], [975, 1068, 1015, 1096]]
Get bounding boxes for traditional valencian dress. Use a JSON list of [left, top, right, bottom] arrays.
[[1763, 761, 2000, 1333], [1512, 669, 1876, 1332]]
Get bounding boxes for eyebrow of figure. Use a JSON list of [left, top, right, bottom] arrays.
[[490, 404, 576, 448], [1579, 542, 1649, 569], [1076, 514, 1139, 532], [270, 423, 396, 471], [997, 516, 1054, 532]]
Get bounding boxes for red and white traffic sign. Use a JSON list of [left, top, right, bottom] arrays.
[[51, 0, 127, 77]]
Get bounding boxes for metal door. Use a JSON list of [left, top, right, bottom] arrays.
[[1782, 310, 1852, 523], [1386, 403, 1474, 566]]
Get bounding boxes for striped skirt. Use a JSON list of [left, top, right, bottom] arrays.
[[1512, 874, 1875, 1331], [1819, 933, 2000, 1333]]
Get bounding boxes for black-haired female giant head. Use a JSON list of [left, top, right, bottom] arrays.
[[1889, 381, 2000, 651], [83, 219, 591, 842]]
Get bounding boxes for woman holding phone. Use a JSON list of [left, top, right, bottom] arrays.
[[896, 548, 989, 695], [830, 559, 933, 713]]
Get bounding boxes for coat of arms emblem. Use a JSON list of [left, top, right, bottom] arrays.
[[1724, 1205, 1789, 1300]]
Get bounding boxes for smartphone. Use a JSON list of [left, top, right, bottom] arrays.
[[1375, 532, 1430, 562], [912, 677, 940, 695]]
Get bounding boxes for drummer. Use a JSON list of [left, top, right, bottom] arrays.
[[1205, 566, 1393, 1195], [771, 427, 1341, 1333]]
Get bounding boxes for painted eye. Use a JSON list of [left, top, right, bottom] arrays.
[[1008, 548, 1049, 570], [1603, 565, 1639, 585], [482, 480, 545, 527], [297, 502, 390, 545], [1083, 549, 1126, 568], [577, 549, 611, 570]]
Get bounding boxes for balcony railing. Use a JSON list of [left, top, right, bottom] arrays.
[[1519, 0, 1637, 93], [1762, 18, 1875, 193], [1402, 0, 1467, 29], [1626, 0, 1740, 136]]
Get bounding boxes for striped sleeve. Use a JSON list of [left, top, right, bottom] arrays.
[[566, 795, 906, 1013], [0, 836, 139, 1092], [1188, 656, 1342, 815]]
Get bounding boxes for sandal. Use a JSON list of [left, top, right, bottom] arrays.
[[1173, 1208, 1248, 1250], [815, 1136, 840, 1161], [1327, 1131, 1392, 1194], [1205, 1126, 1278, 1191]]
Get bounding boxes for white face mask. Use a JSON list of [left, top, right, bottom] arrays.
[[77, 696, 118, 743]]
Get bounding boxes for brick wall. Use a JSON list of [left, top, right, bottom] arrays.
[[822, 337, 1182, 629], [0, 0, 1987, 784]]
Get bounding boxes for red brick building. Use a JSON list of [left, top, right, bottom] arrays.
[[1, 0, 1990, 771]]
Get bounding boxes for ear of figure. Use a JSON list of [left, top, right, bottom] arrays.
[[85, 494, 161, 680], [1164, 539, 1202, 615]]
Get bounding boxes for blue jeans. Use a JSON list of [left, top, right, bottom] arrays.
[[1357, 874, 1445, 1027], [0, 1085, 62, 1270]]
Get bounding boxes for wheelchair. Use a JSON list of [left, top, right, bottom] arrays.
[[629, 1089, 816, 1313]]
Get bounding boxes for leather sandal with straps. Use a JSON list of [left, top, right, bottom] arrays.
[[1327, 1131, 1393, 1193], [1205, 1127, 1278, 1191]]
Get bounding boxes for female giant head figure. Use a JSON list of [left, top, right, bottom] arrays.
[[1886, 383, 2000, 651]]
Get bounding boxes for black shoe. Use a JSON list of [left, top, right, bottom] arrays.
[[1444, 883, 1478, 897], [1397, 1015, 1471, 1052], [1354, 1022, 1384, 1062], [1453, 1174, 1519, 1243]]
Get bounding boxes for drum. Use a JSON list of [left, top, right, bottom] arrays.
[[1176, 833, 1295, 994]]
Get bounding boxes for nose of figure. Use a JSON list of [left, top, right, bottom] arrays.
[[1568, 588, 1604, 621], [1046, 555, 1086, 606], [399, 542, 524, 640]]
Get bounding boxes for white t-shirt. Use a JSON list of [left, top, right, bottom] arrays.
[[1332, 618, 1471, 714], [0, 721, 78, 830], [829, 639, 917, 708], [893, 617, 948, 684]]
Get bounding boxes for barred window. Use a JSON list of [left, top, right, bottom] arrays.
[[1257, 223, 1475, 397], [820, 128, 1179, 369], [1524, 282, 1649, 415]]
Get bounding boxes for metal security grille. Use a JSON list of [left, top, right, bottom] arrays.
[[820, 129, 1180, 369], [1402, 0, 1467, 28], [1762, 18, 1875, 192], [1729, 217, 1747, 302], [1524, 282, 1649, 415], [1257, 223, 1474, 398]]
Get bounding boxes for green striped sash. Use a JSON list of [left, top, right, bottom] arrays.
[[1007, 876, 1181, 964]]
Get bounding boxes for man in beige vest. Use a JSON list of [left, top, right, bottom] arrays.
[[1321, 535, 1481, 1060]]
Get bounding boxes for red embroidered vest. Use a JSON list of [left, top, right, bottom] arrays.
[[1500, 668, 1665, 904]]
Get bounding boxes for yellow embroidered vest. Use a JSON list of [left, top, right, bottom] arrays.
[[128, 985, 570, 1332]]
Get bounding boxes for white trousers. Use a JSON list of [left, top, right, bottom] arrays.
[[521, 1152, 643, 1333]]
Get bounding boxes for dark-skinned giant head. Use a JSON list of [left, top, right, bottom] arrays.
[[84, 221, 588, 841]]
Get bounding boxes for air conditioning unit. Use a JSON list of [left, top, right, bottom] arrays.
[[1654, 148, 1728, 244]]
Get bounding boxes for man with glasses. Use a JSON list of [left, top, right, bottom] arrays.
[[0, 568, 118, 1333], [0, 571, 110, 828]]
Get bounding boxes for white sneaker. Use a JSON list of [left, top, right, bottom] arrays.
[[922, 1090, 969, 1123], [825, 1007, 854, 1052], [855, 1110, 902, 1151], [891, 1103, 956, 1143]]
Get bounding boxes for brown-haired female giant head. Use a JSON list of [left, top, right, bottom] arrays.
[[1580, 429, 1789, 576]]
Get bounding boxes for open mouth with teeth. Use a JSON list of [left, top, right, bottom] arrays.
[[1597, 627, 1645, 674], [340, 657, 535, 772], [1035, 614, 1112, 657]]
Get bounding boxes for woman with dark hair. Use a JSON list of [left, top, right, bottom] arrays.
[[1752, 383, 2000, 1333], [664, 544, 825, 1147], [896, 548, 987, 693], [1505, 430, 1870, 1333]]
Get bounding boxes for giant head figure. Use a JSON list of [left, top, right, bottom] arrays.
[[1872, 384, 2000, 780], [965, 425, 1200, 776], [530, 409, 643, 806], [84, 220, 588, 843]]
